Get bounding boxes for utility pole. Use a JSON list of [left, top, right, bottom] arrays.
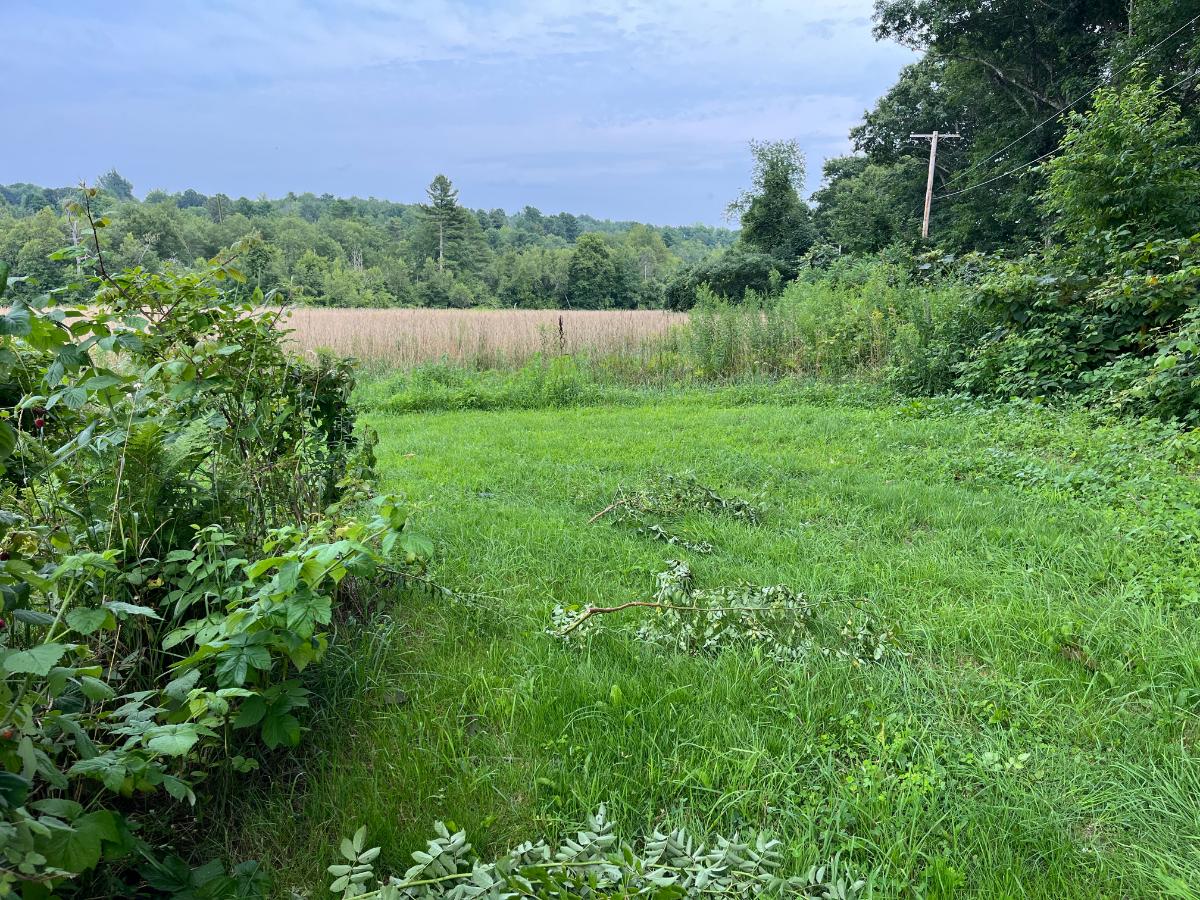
[[910, 131, 960, 239]]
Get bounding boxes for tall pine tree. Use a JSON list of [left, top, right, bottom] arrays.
[[421, 174, 463, 273]]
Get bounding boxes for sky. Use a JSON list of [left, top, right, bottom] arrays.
[[2, 1, 915, 226]]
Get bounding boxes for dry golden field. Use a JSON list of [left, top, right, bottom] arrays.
[[281, 307, 687, 368]]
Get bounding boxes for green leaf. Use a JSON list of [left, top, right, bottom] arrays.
[[12, 609, 55, 627], [0, 302, 32, 337], [146, 724, 201, 757], [283, 593, 331, 637], [0, 421, 15, 462], [399, 530, 434, 560], [104, 601, 161, 620], [70, 754, 127, 792], [0, 772, 30, 808], [161, 775, 195, 805], [30, 798, 83, 820], [66, 607, 111, 635], [244, 556, 286, 580], [43, 811, 117, 874], [163, 668, 201, 701], [233, 695, 267, 729], [79, 675, 115, 701], [260, 711, 300, 749], [214, 637, 272, 687], [2, 643, 70, 675]]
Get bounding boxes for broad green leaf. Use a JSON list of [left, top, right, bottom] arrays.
[[161, 775, 195, 805], [284, 593, 331, 637], [0, 302, 31, 337], [163, 667, 201, 701], [214, 638, 272, 687], [43, 811, 117, 873], [233, 695, 267, 730], [66, 607, 111, 635], [400, 530, 434, 560], [244, 556, 286, 580], [104, 601, 161, 620], [79, 675, 115, 701], [260, 711, 300, 749], [0, 772, 30, 808], [69, 754, 127, 792], [2, 642, 70, 675], [12, 609, 55, 627], [30, 798, 83, 820], [0, 421, 15, 462], [145, 724, 200, 757]]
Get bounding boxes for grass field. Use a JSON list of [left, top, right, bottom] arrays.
[[283, 308, 687, 369], [230, 389, 1200, 898]]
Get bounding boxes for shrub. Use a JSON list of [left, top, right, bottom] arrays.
[[664, 246, 796, 310], [0, 191, 429, 895], [954, 80, 1200, 413]]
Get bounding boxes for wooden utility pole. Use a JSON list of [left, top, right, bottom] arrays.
[[910, 131, 960, 239]]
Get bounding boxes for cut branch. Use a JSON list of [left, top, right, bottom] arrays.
[[587, 501, 623, 524], [559, 600, 805, 635]]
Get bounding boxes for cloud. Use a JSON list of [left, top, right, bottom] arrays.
[[2, 0, 915, 224]]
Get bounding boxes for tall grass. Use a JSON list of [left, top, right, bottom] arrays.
[[685, 264, 973, 388], [285, 262, 975, 396], [283, 308, 687, 372]]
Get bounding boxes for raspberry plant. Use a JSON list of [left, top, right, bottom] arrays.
[[0, 193, 430, 895]]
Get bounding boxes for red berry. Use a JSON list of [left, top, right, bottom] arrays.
[[33, 418, 45, 429]]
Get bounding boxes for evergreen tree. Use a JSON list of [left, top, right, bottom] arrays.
[[421, 174, 463, 273], [97, 168, 134, 201]]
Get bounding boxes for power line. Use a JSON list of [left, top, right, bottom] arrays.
[[934, 63, 1200, 202], [938, 11, 1200, 192], [936, 148, 1058, 200], [1152, 66, 1200, 100]]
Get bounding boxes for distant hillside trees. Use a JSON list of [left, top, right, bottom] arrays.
[[0, 173, 736, 309]]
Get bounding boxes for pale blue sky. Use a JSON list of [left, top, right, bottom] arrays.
[[3, 1, 914, 224]]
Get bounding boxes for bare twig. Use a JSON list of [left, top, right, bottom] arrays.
[[559, 591, 866, 636], [587, 501, 623, 524]]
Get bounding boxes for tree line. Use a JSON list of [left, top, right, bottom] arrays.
[[0, 172, 734, 310]]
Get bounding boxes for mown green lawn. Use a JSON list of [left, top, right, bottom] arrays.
[[232, 395, 1200, 898]]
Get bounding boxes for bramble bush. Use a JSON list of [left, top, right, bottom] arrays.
[[955, 79, 1200, 415], [0, 189, 429, 896]]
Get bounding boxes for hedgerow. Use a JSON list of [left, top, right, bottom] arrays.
[[0, 189, 429, 895]]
